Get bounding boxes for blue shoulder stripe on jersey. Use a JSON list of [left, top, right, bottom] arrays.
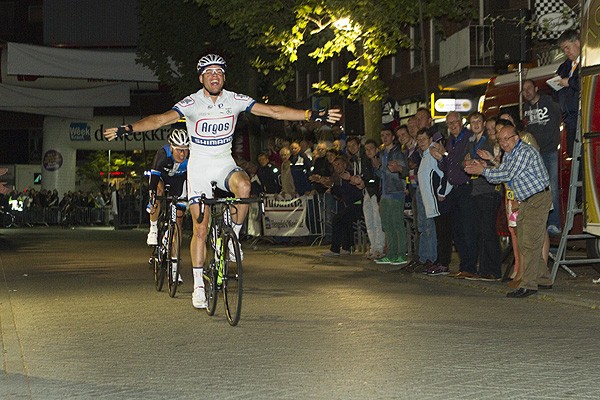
[[246, 100, 257, 113], [172, 107, 184, 118], [150, 169, 161, 176], [163, 144, 173, 158]]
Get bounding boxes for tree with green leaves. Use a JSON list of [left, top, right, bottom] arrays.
[[195, 0, 474, 139]]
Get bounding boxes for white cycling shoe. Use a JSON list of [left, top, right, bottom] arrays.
[[147, 228, 158, 246], [228, 241, 243, 262], [192, 286, 207, 309], [172, 272, 183, 284]]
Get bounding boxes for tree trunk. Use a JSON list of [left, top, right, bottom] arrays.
[[362, 96, 382, 142]]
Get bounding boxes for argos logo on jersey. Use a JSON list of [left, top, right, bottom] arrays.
[[192, 115, 235, 146]]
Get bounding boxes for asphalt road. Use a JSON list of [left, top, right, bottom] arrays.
[[1, 227, 600, 399]]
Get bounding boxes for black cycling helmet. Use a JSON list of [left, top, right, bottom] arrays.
[[197, 54, 227, 74], [168, 128, 189, 148]]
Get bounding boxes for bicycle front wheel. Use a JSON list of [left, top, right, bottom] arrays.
[[167, 222, 182, 298], [223, 229, 243, 326], [153, 246, 165, 292], [203, 227, 218, 316]]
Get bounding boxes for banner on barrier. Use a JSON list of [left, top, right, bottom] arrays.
[[262, 194, 310, 236]]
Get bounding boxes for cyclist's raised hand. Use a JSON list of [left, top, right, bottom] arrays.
[[311, 108, 342, 124], [103, 124, 133, 141]]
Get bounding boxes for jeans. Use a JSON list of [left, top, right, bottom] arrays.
[[380, 196, 407, 259], [362, 192, 385, 254], [415, 189, 437, 263], [541, 151, 560, 229]]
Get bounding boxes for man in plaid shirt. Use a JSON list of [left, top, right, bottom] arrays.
[[465, 125, 553, 298]]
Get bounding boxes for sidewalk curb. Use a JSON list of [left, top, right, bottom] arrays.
[[262, 246, 600, 310]]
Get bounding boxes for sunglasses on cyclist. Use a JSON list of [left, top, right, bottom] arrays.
[[202, 67, 225, 76]]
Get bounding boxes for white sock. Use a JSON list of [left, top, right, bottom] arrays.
[[193, 267, 203, 288], [150, 220, 158, 230], [233, 222, 242, 238]]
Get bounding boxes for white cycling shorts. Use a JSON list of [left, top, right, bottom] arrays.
[[187, 155, 240, 204]]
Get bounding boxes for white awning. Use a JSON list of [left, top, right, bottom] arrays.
[[0, 83, 130, 120], [6, 42, 159, 82]]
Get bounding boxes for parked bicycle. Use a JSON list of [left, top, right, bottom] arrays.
[[198, 189, 263, 326], [149, 185, 185, 298], [0, 209, 16, 228]]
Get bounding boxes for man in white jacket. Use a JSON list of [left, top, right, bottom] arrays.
[[416, 128, 453, 275]]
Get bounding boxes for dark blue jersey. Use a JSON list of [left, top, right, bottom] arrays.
[[148, 145, 188, 196]]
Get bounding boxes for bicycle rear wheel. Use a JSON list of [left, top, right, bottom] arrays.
[[167, 222, 182, 298], [153, 245, 165, 292], [202, 226, 218, 316], [223, 229, 243, 326]]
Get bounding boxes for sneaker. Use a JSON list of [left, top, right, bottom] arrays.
[[452, 271, 478, 279], [413, 261, 432, 273], [146, 228, 158, 246], [547, 225, 561, 236], [425, 264, 449, 276], [339, 249, 351, 255], [192, 286, 207, 309], [475, 274, 501, 282], [366, 251, 383, 260], [228, 241, 244, 262], [374, 256, 393, 264], [390, 256, 409, 266], [322, 250, 340, 257], [403, 259, 422, 273]]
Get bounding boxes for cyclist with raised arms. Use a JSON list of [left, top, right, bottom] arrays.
[[104, 54, 341, 309]]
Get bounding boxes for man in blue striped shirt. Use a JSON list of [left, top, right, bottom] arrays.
[[465, 125, 553, 298]]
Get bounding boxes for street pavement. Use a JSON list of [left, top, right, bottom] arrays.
[[1, 227, 600, 399]]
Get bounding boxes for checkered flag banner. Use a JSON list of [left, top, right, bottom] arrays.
[[533, 0, 578, 40]]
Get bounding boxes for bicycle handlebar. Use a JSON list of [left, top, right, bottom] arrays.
[[197, 194, 264, 224]]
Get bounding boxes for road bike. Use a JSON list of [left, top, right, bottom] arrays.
[[198, 189, 263, 326], [0, 208, 16, 228], [149, 186, 184, 298]]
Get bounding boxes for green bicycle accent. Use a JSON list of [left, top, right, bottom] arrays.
[[198, 192, 263, 326]]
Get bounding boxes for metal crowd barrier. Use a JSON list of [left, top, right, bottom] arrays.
[[0, 206, 112, 228]]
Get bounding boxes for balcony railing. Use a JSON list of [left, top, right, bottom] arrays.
[[439, 25, 494, 78]]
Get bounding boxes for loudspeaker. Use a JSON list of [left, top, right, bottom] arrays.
[[493, 9, 531, 64]]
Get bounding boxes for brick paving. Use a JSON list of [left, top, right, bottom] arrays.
[[1, 227, 600, 399]]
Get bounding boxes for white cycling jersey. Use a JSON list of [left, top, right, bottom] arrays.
[[172, 89, 256, 159], [172, 88, 255, 202]]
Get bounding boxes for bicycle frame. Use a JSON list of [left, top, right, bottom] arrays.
[[151, 186, 184, 297], [199, 193, 263, 326]]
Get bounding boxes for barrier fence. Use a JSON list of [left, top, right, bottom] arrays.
[[1, 206, 113, 228], [1, 193, 422, 255]]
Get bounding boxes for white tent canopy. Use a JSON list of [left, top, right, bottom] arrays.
[[6, 42, 158, 82], [0, 43, 160, 119]]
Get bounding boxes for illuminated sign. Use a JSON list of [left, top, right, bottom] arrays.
[[434, 98, 473, 113]]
